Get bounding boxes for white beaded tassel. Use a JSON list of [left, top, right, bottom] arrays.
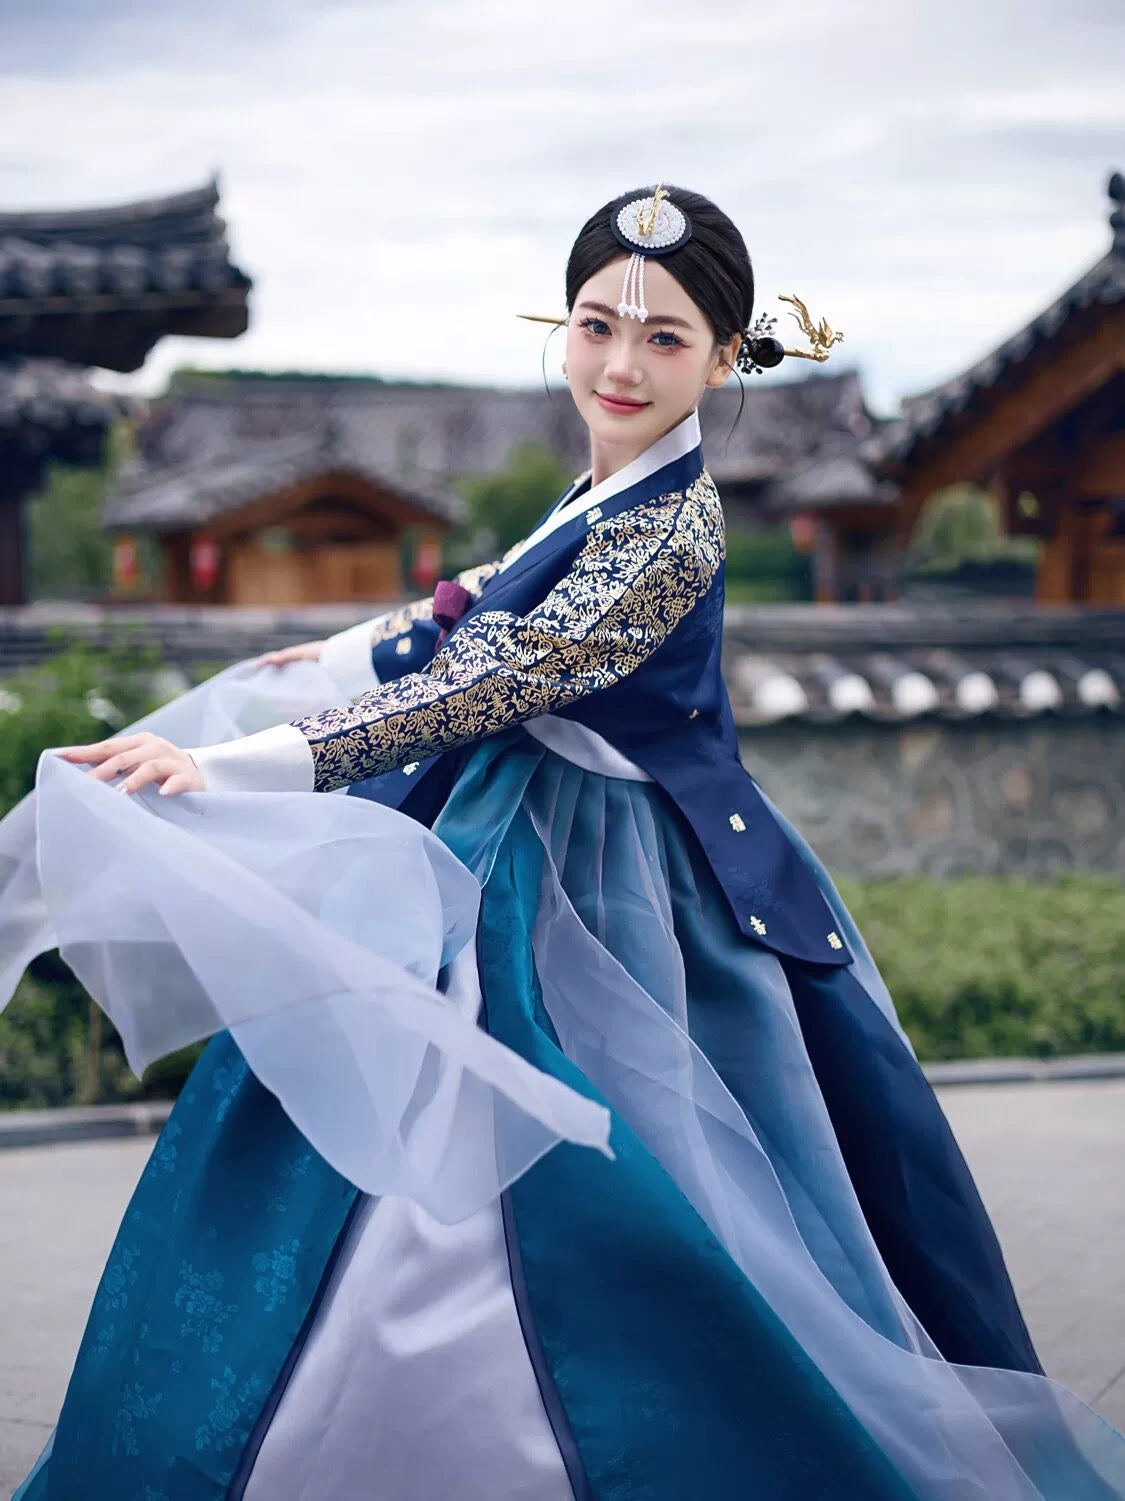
[[617, 252, 648, 321]]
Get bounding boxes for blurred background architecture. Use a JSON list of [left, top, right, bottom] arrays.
[[0, 181, 250, 606]]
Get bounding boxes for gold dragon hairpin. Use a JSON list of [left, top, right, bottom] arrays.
[[777, 294, 844, 362]]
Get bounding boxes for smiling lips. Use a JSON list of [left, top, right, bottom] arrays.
[[595, 392, 651, 416]]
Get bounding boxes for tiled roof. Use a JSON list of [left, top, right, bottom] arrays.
[[2, 602, 1121, 729], [868, 171, 1125, 475], [753, 453, 896, 513], [102, 366, 873, 531], [0, 359, 127, 468], [0, 180, 251, 372], [104, 435, 464, 532], [724, 603, 1125, 725]]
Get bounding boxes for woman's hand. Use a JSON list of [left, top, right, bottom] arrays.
[[58, 732, 206, 797], [257, 641, 326, 668]]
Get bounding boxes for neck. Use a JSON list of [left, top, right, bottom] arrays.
[[588, 409, 695, 487]]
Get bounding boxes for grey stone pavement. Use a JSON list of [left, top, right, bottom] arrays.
[[0, 1081, 1123, 1495]]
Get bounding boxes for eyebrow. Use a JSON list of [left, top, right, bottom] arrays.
[[577, 299, 696, 330]]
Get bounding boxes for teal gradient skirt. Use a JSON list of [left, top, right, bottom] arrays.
[[17, 731, 1125, 1500]]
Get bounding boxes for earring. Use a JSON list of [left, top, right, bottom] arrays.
[[562, 361, 568, 380]]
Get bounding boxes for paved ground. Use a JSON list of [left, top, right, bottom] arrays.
[[1, 1080, 1122, 1494]]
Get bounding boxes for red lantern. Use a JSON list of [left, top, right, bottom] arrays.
[[789, 513, 817, 555], [412, 535, 442, 593], [190, 536, 221, 594], [113, 535, 139, 593]]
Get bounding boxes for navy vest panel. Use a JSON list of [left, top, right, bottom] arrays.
[[352, 449, 852, 968]]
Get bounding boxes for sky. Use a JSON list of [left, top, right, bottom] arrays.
[[2, 0, 1122, 415]]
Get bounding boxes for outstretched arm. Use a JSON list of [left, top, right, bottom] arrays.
[[63, 478, 722, 796], [293, 484, 722, 791]]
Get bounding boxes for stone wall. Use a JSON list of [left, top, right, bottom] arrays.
[[739, 716, 1125, 880]]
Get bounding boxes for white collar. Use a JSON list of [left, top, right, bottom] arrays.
[[513, 408, 702, 564]]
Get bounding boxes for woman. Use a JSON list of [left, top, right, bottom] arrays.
[[8, 186, 1125, 1499]]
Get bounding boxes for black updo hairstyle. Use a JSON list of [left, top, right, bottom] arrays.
[[565, 185, 781, 377]]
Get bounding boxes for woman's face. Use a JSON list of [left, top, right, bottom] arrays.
[[565, 257, 740, 462]]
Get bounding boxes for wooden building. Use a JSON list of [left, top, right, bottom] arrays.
[[102, 365, 873, 606], [0, 180, 250, 604], [105, 376, 463, 605], [760, 171, 1125, 605]]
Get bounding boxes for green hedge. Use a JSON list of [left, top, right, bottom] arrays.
[[2, 871, 1121, 1107], [724, 527, 813, 604], [0, 641, 200, 1108], [838, 873, 1125, 1061]]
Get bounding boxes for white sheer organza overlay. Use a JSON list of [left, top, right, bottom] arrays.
[[0, 659, 611, 1220], [518, 767, 1124, 1501]]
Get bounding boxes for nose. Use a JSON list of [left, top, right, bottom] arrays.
[[603, 339, 643, 389]]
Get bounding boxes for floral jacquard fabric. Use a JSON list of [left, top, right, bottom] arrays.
[[295, 475, 724, 792], [20, 1034, 357, 1501]]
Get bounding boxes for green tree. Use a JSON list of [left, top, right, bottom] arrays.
[[25, 460, 114, 601], [724, 526, 813, 604], [461, 443, 573, 556], [905, 484, 1040, 576]]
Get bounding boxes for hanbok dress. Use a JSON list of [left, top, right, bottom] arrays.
[[4, 410, 1125, 1500]]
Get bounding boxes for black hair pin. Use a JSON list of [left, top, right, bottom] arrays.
[[736, 313, 783, 376], [739, 295, 845, 374]]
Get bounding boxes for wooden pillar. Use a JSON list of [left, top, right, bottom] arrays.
[[812, 519, 839, 603], [1070, 505, 1098, 603], [163, 533, 192, 604], [0, 465, 33, 606], [1036, 496, 1076, 604]]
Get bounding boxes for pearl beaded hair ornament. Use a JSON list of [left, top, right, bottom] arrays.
[[608, 186, 692, 321]]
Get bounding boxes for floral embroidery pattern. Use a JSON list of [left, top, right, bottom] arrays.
[[112, 1383, 163, 1458], [98, 1240, 140, 1312], [211, 1055, 247, 1123], [173, 1263, 237, 1354], [297, 475, 724, 791], [267, 1151, 313, 1214], [194, 1366, 264, 1453], [152, 1119, 182, 1174], [251, 1237, 300, 1312], [131, 1321, 150, 1369]]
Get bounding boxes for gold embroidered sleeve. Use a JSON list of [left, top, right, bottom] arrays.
[[293, 475, 724, 791], [367, 558, 505, 649]]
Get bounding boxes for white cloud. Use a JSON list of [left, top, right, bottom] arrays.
[[1, 0, 1121, 415]]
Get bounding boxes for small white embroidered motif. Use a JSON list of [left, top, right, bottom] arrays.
[[827, 931, 844, 950], [586, 507, 602, 525], [729, 814, 746, 832], [395, 637, 412, 656], [749, 915, 767, 936], [402, 762, 420, 776]]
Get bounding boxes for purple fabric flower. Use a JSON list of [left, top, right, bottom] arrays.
[[433, 580, 474, 642]]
